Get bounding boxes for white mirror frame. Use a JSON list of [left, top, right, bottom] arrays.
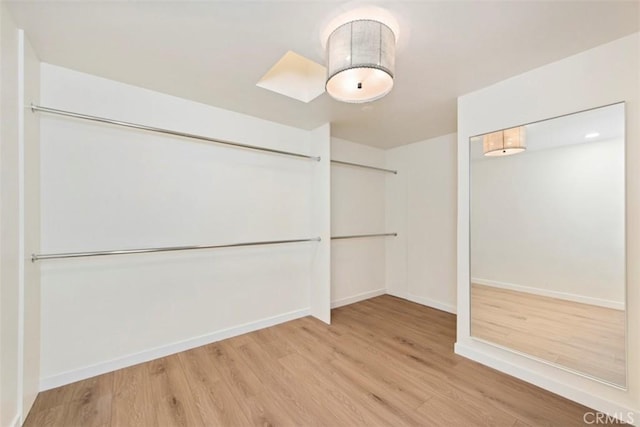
[[466, 102, 628, 389]]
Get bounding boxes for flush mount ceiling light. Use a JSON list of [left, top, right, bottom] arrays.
[[483, 126, 527, 157], [325, 19, 396, 103]]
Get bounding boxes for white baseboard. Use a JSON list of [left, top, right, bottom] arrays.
[[454, 341, 638, 425], [39, 307, 310, 391], [385, 290, 457, 314], [331, 288, 386, 308], [384, 289, 407, 299], [472, 277, 625, 310], [406, 293, 457, 314]]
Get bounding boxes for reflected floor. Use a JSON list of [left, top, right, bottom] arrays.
[[471, 283, 626, 386]]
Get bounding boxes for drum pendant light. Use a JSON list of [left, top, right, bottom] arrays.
[[325, 19, 396, 103], [483, 126, 527, 157]]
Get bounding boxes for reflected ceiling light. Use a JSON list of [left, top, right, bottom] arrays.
[[585, 132, 600, 139], [325, 19, 396, 103], [483, 126, 527, 157]]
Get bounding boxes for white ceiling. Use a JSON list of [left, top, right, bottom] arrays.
[[524, 102, 625, 150], [5, 1, 639, 149], [470, 102, 625, 160]]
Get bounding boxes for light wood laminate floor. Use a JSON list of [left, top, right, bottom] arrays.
[[471, 284, 626, 386], [25, 295, 616, 426]]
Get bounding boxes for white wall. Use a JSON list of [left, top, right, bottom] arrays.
[[1, 7, 21, 426], [39, 64, 330, 389], [1, 5, 41, 425], [471, 138, 625, 307], [18, 28, 41, 423], [330, 137, 387, 307], [384, 145, 409, 298], [386, 133, 457, 314], [310, 124, 331, 323], [457, 33, 640, 420]]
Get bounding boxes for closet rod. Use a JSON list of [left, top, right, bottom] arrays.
[[31, 237, 321, 262], [331, 160, 397, 174], [31, 104, 321, 161], [331, 233, 397, 240]]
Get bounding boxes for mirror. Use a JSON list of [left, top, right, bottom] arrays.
[[469, 103, 626, 387]]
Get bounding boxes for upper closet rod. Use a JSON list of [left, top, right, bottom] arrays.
[[31, 237, 321, 262], [331, 159, 397, 174], [331, 233, 397, 240], [31, 104, 321, 161]]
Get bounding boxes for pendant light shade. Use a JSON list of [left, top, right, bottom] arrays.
[[326, 19, 396, 103], [483, 126, 527, 157]]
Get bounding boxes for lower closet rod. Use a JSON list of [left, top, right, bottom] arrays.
[[331, 233, 397, 240], [31, 237, 321, 262]]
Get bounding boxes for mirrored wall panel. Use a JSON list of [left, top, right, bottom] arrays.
[[469, 103, 626, 387]]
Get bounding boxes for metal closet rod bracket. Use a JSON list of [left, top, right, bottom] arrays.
[[31, 104, 321, 162]]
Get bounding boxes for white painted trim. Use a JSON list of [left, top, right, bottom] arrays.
[[385, 290, 457, 314], [385, 289, 407, 299], [405, 293, 457, 314], [40, 307, 310, 391], [16, 29, 26, 424], [10, 414, 20, 427], [472, 277, 625, 310], [331, 288, 386, 309], [454, 342, 639, 425]]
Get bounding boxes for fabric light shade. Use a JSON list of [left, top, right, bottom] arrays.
[[483, 126, 527, 156], [325, 19, 395, 103]]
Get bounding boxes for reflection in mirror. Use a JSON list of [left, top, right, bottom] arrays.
[[470, 103, 626, 387]]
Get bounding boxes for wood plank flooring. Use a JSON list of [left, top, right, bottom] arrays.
[[25, 295, 617, 426], [471, 284, 626, 386]]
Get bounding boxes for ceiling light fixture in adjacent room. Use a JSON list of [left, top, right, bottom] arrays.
[[325, 18, 396, 103], [483, 126, 527, 157]]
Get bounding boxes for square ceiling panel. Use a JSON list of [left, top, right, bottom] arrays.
[[256, 51, 326, 103]]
